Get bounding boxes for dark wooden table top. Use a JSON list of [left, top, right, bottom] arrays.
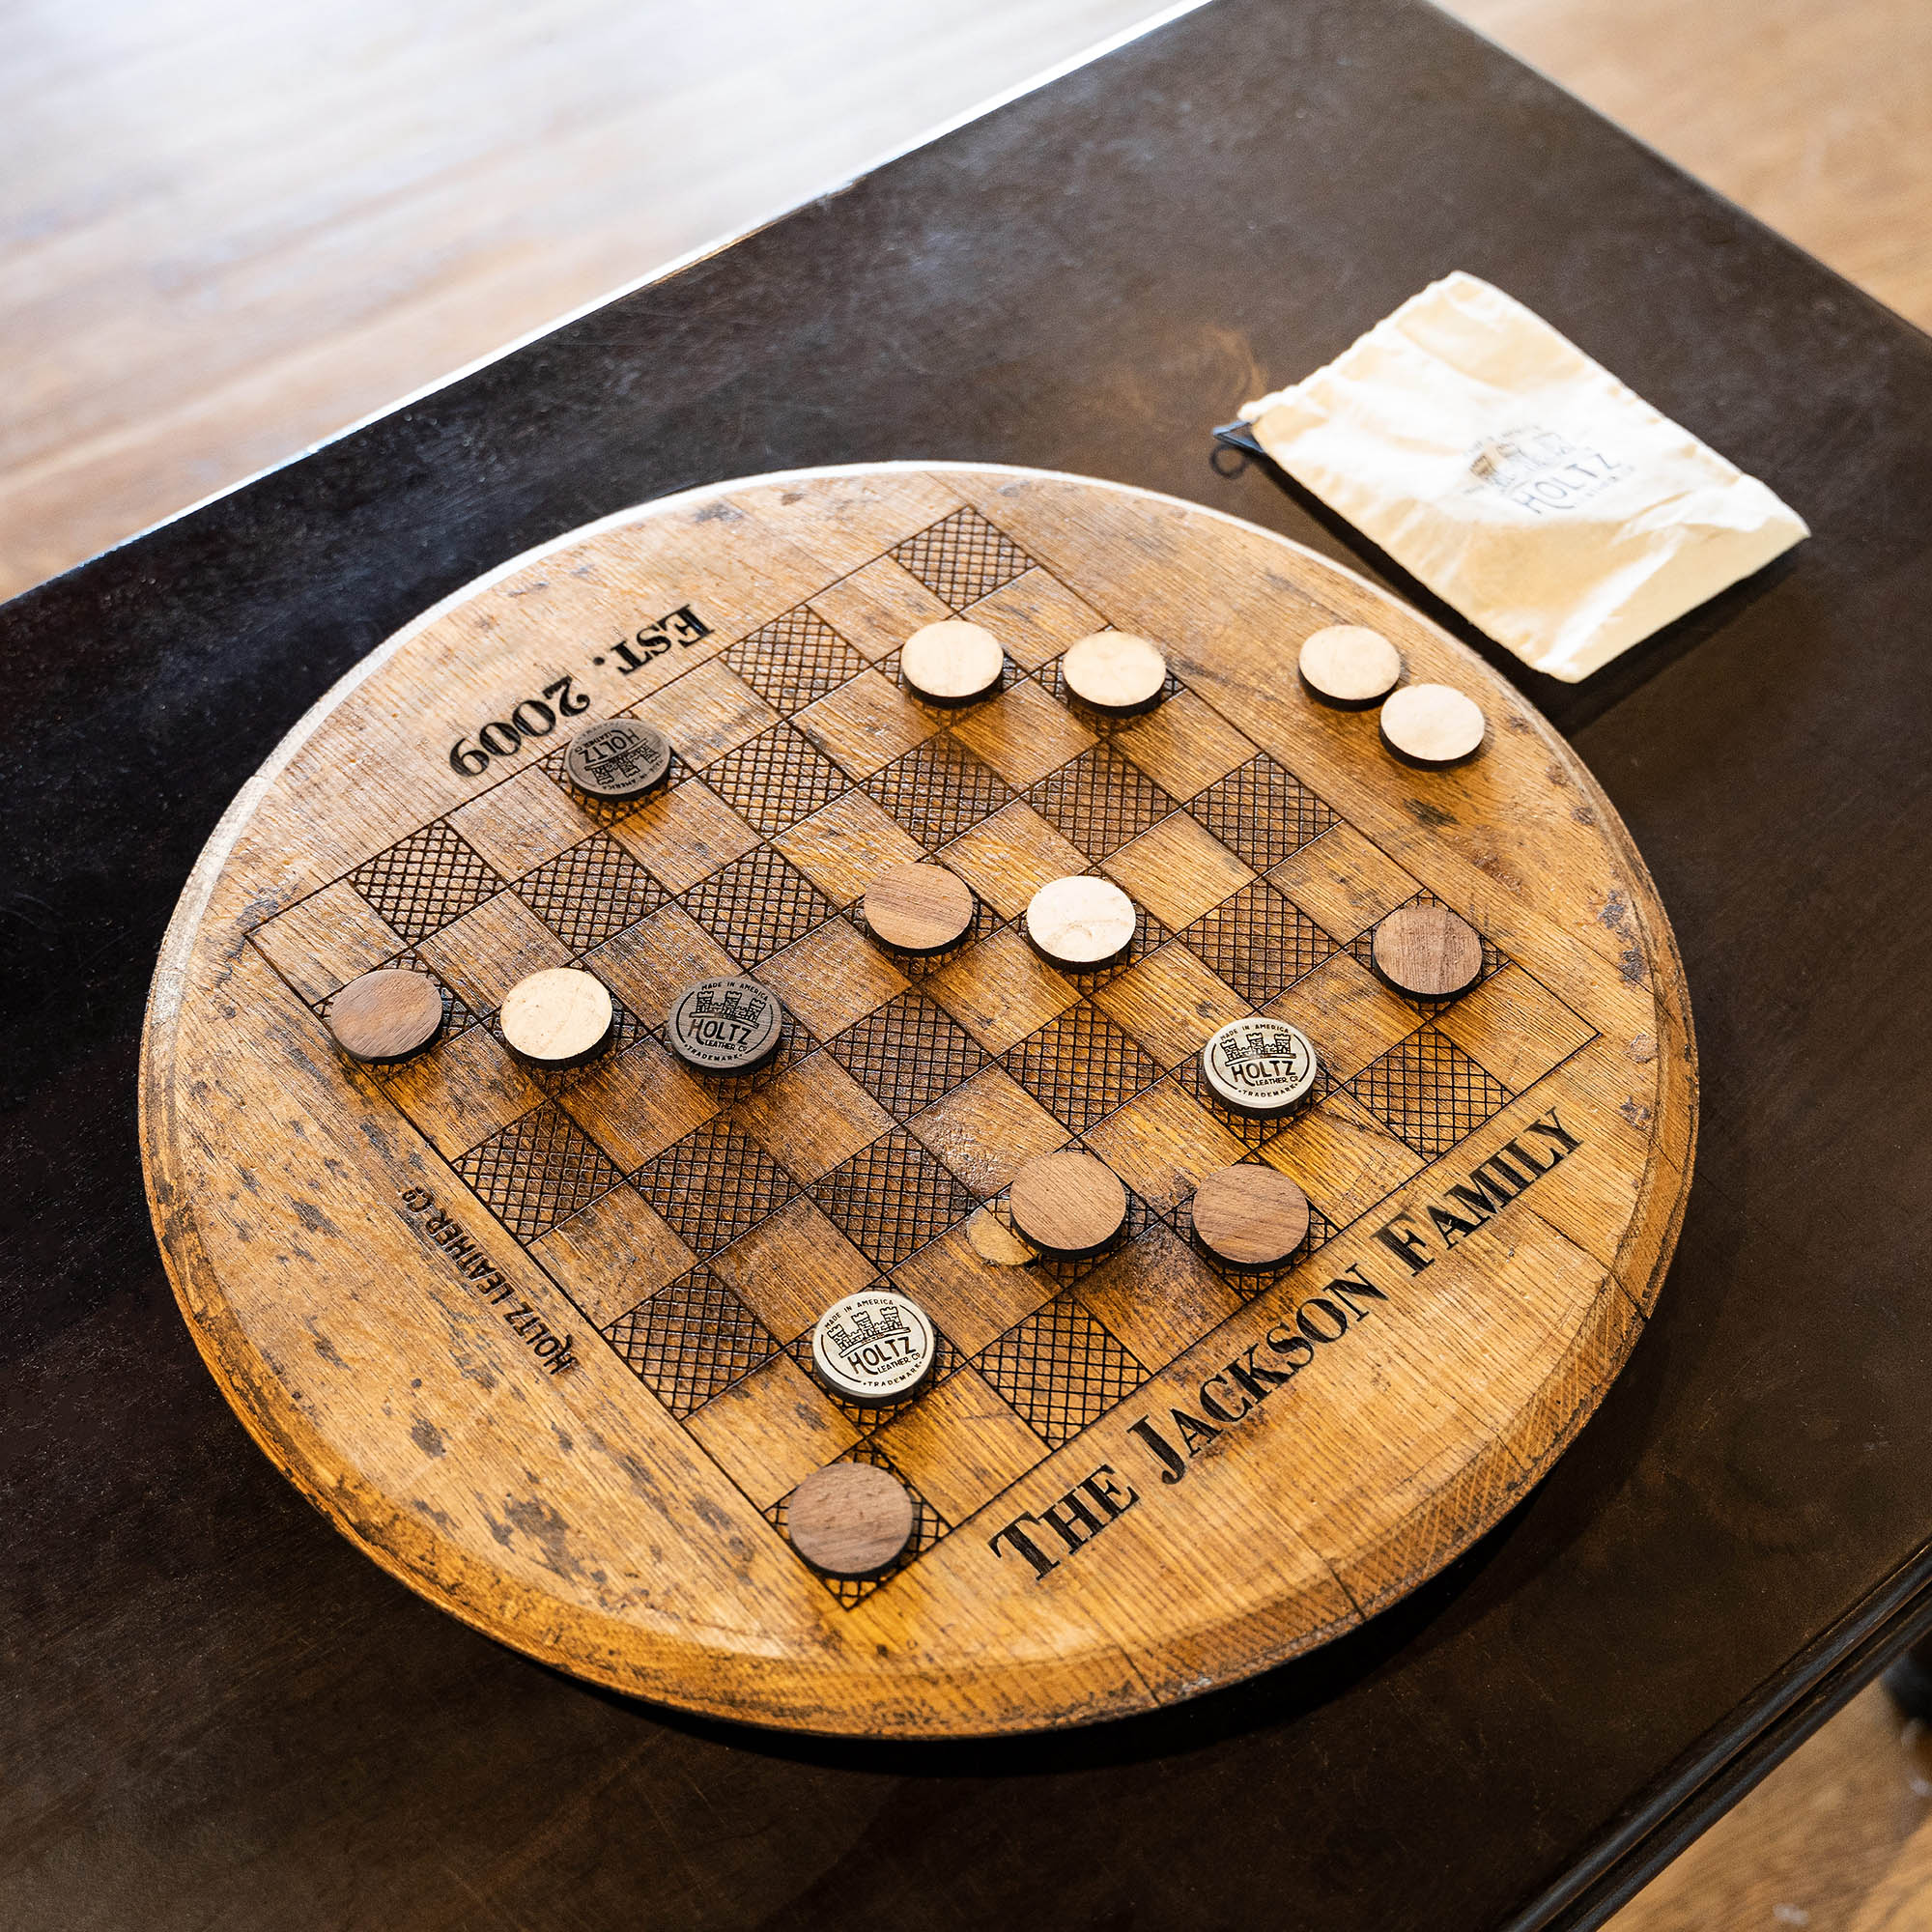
[[5, 1, 1930, 1925]]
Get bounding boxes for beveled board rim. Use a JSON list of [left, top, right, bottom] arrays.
[[140, 462, 1697, 1737]]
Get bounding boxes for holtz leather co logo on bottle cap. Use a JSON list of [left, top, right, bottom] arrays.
[[563, 720, 671, 799], [668, 976, 782, 1072], [810, 1289, 937, 1404], [1201, 1016, 1319, 1116]]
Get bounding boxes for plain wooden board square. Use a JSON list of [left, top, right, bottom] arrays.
[[608, 779, 760, 892], [753, 914, 908, 1037], [770, 788, 928, 905], [889, 1222, 1057, 1359], [1073, 1218, 1247, 1374], [871, 1363, 1046, 1523], [446, 764, 599, 880], [724, 472, 964, 581], [1267, 824, 1420, 943], [381, 1023, 546, 1158], [907, 1063, 1072, 1198], [1082, 1077, 1249, 1214], [684, 1352, 859, 1511], [731, 1052, 895, 1182], [1112, 691, 1258, 803], [628, 659, 780, 769], [794, 667, 943, 780], [947, 678, 1095, 789], [1435, 963, 1597, 1093], [937, 801, 1090, 920], [810, 556, 954, 661], [706, 1194, 880, 1344], [925, 924, 1082, 1054], [958, 567, 1109, 671], [1093, 942, 1253, 1067], [1258, 1089, 1426, 1226], [1103, 813, 1256, 931], [582, 901, 739, 1024], [415, 890, 572, 1013], [252, 878, 402, 1004], [1273, 950, 1422, 1082], [558, 1033, 721, 1173], [529, 1183, 698, 1328]]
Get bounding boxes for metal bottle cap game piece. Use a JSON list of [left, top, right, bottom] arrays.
[[668, 976, 783, 1072], [563, 719, 672, 799], [810, 1288, 938, 1405], [1201, 1015, 1320, 1116]]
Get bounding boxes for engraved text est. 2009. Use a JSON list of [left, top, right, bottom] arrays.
[[444, 602, 712, 779]]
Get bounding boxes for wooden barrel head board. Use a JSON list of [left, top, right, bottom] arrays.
[[141, 464, 1695, 1737]]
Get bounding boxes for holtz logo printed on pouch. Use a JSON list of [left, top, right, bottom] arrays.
[[1236, 270, 1808, 681]]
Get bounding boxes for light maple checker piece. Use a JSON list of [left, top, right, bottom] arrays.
[[143, 463, 1695, 1739]]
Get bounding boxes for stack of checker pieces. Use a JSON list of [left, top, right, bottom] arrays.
[[247, 502, 1600, 1608]]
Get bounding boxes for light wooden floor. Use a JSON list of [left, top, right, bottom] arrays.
[[6, 2, 1932, 1924]]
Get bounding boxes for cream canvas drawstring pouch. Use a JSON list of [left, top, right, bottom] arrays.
[[1236, 271, 1808, 682]]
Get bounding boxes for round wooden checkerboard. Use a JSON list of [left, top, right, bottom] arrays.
[[141, 465, 1695, 1736]]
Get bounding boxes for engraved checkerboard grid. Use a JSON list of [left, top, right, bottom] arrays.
[[244, 497, 1602, 1608]]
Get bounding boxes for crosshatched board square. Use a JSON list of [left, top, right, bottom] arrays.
[[724, 604, 866, 714], [350, 820, 501, 944], [811, 1128, 978, 1268], [976, 1293, 1149, 1449], [681, 845, 834, 967], [1183, 879, 1337, 1004], [864, 733, 1014, 849], [702, 723, 850, 837], [1003, 1000, 1161, 1132], [1027, 744, 1176, 859], [1190, 754, 1338, 871], [515, 834, 666, 953], [892, 505, 1032, 610], [824, 990, 988, 1120], [454, 1102, 623, 1243], [1349, 1027, 1514, 1158], [604, 1265, 778, 1417], [634, 1117, 797, 1256]]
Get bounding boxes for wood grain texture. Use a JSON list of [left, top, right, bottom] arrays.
[[5, 0, 1925, 608], [139, 464, 1695, 1736], [865, 863, 977, 955], [787, 1461, 918, 1577], [326, 967, 445, 1062], [1007, 1151, 1131, 1260], [1373, 903, 1486, 1002], [1190, 1164, 1311, 1269]]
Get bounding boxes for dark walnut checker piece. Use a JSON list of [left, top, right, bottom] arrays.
[[142, 464, 1694, 1739]]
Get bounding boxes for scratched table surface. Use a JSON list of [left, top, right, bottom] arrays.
[[4, 0, 1930, 1926]]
